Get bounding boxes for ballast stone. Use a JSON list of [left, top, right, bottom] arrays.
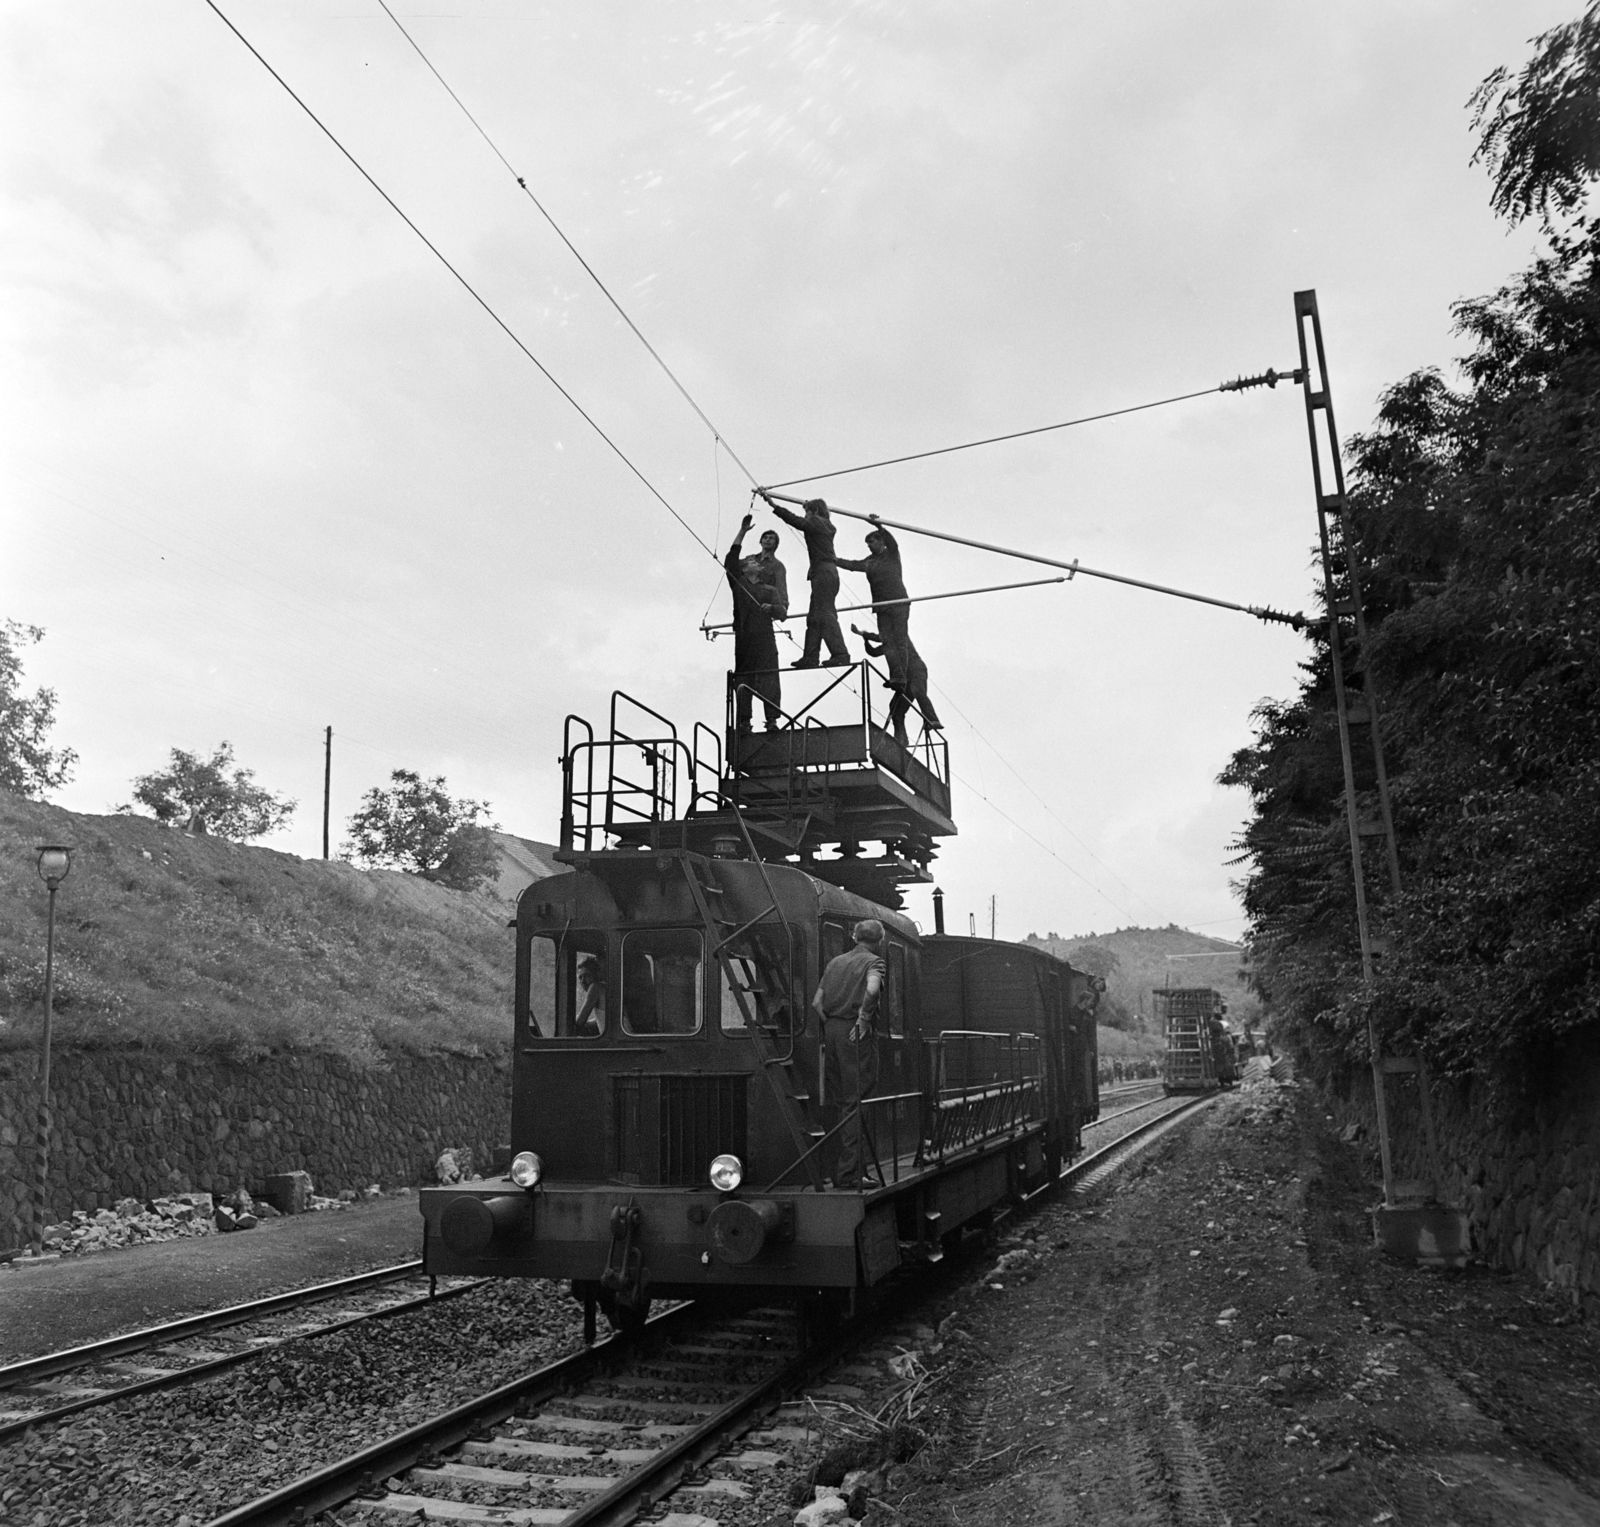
[[795, 1489, 852, 1527]]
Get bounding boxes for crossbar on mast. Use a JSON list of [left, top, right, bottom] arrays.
[[758, 491, 1305, 627]]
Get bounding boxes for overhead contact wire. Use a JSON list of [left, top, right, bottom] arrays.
[[374, 0, 763, 489], [763, 386, 1224, 489], [203, 0, 715, 558]]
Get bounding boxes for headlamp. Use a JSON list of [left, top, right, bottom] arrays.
[[708, 1154, 744, 1192], [510, 1151, 544, 1189]]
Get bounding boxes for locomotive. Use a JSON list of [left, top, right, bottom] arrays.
[[418, 673, 1100, 1329]]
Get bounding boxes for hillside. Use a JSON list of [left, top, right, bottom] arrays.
[[1024, 924, 1259, 1035], [0, 792, 523, 1063]]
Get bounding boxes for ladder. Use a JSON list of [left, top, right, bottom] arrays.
[[1295, 289, 1448, 1211], [678, 822, 826, 1190]]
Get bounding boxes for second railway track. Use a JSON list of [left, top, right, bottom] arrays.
[[0, 1260, 486, 1442]]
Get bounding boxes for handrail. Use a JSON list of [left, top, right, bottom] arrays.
[[610, 689, 678, 747], [563, 735, 697, 852], [561, 714, 596, 851]]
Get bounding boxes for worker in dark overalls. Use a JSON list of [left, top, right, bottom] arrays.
[[766, 496, 851, 668], [725, 514, 786, 731], [811, 918, 886, 1189], [835, 518, 909, 690], [852, 622, 943, 746]]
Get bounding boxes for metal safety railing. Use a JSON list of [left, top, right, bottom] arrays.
[[560, 692, 723, 851], [725, 655, 950, 795], [922, 1030, 1045, 1161]]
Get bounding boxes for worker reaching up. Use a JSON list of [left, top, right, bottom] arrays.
[[765, 495, 851, 668], [725, 515, 787, 731], [835, 517, 910, 690]]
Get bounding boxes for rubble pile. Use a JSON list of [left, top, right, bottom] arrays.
[[37, 1193, 220, 1256], [27, 1173, 373, 1257]]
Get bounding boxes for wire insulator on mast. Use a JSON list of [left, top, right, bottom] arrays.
[[1220, 367, 1307, 392]]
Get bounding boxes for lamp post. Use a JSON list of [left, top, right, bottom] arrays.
[[30, 844, 72, 1257]]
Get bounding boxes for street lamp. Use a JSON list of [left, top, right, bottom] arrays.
[[31, 844, 72, 1257]]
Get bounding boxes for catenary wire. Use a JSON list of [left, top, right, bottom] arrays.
[[203, 1, 716, 559], [930, 679, 1169, 924], [373, 0, 763, 489], [202, 5, 1224, 929], [762, 386, 1224, 489]]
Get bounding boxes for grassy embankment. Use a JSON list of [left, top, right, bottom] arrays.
[[0, 792, 513, 1064]]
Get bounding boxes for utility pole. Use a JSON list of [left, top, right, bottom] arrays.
[[322, 727, 332, 859], [989, 894, 996, 940], [1292, 289, 1464, 1264], [968, 912, 976, 937]]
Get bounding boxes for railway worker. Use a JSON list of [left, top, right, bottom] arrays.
[[725, 515, 788, 731], [851, 623, 943, 747], [835, 517, 909, 690], [811, 918, 887, 1190], [766, 496, 852, 668]]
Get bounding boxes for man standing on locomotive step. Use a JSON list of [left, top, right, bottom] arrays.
[[725, 514, 788, 731], [765, 495, 851, 668], [811, 918, 887, 1190], [835, 516, 910, 691]]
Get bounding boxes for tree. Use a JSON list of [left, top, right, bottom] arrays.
[[1223, 12, 1600, 1084], [126, 742, 296, 840], [343, 770, 500, 892], [0, 621, 76, 798], [1471, 3, 1600, 230]]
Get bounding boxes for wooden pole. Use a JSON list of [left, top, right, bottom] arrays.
[[322, 726, 332, 859]]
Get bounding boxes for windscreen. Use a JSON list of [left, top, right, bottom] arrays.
[[527, 929, 608, 1038], [621, 928, 704, 1035]]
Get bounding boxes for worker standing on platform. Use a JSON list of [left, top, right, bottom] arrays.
[[835, 517, 909, 690], [725, 515, 786, 731], [765, 496, 851, 668], [811, 918, 886, 1190]]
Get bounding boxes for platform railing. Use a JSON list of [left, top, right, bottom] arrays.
[[725, 657, 951, 792], [922, 1030, 1044, 1161]]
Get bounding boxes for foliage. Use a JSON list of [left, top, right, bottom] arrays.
[[0, 621, 76, 799], [1471, 3, 1600, 230], [125, 742, 295, 841], [1225, 15, 1600, 1081], [343, 769, 499, 892]]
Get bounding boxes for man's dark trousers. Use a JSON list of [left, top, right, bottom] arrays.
[[823, 1016, 879, 1187], [801, 563, 850, 666]]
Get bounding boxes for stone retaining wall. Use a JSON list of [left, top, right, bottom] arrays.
[[1325, 1028, 1600, 1316], [0, 1047, 511, 1252]]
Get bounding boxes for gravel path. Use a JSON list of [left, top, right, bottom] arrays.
[[0, 1278, 584, 1525]]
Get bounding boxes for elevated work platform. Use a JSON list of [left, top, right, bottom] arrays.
[[557, 662, 954, 906]]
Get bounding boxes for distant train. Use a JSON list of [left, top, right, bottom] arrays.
[[1157, 987, 1237, 1094], [419, 851, 1100, 1330]]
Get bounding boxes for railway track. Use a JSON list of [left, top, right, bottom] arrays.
[[201, 1093, 1219, 1527], [0, 1261, 485, 1442]]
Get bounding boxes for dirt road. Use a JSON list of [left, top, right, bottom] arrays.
[[873, 1077, 1600, 1526]]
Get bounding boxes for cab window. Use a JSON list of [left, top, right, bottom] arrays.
[[885, 940, 907, 1037], [720, 925, 802, 1038], [528, 930, 607, 1038], [622, 929, 704, 1035]]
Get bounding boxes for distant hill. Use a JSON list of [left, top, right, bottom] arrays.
[[1023, 924, 1259, 1036]]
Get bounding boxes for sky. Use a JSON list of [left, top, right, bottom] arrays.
[[0, 2, 1568, 944]]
